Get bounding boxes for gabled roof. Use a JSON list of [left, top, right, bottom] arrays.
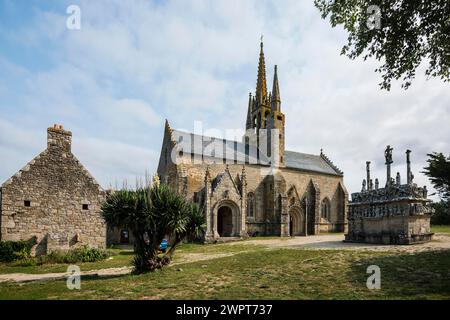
[[1, 150, 104, 192], [284, 151, 343, 176], [169, 128, 343, 176]]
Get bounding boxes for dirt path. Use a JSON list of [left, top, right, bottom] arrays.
[[0, 252, 241, 284], [0, 266, 133, 284], [1, 233, 449, 283]]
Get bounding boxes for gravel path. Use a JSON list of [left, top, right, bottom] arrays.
[[236, 233, 450, 253]]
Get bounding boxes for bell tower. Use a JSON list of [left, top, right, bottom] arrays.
[[245, 40, 285, 167]]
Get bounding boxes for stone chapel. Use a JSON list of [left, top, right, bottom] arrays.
[[157, 41, 348, 241]]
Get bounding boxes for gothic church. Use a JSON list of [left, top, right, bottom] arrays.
[[157, 42, 348, 240]]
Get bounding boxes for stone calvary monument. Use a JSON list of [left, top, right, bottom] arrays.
[[345, 146, 434, 245]]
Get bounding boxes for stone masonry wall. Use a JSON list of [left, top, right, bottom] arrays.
[[165, 157, 347, 236], [0, 126, 106, 255]]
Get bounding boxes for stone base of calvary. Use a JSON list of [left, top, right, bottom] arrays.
[[345, 146, 434, 245]]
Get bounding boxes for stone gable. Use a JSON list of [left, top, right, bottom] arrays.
[[0, 125, 106, 255]]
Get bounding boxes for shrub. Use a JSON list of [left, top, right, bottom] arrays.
[[6, 246, 109, 266], [70, 247, 108, 263], [0, 239, 35, 263], [40, 247, 108, 264], [431, 201, 450, 225]]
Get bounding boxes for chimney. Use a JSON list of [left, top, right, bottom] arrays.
[[47, 124, 72, 152]]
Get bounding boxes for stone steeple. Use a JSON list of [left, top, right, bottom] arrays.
[[256, 40, 268, 105], [246, 93, 253, 130], [271, 65, 281, 112]]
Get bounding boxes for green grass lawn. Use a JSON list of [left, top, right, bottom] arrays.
[[0, 242, 261, 275], [1, 246, 449, 300], [432, 225, 450, 234], [0, 249, 134, 275]]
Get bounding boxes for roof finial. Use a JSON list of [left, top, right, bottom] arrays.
[[260, 34, 264, 46]]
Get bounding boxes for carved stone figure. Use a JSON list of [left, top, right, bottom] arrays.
[[385, 145, 393, 164], [396, 172, 401, 185]]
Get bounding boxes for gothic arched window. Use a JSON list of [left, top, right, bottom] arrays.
[[247, 193, 255, 218], [321, 198, 330, 220]]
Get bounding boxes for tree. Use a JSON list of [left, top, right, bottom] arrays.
[[422, 152, 450, 200], [101, 183, 206, 273], [431, 201, 450, 225], [422, 152, 450, 225], [314, 0, 450, 90]]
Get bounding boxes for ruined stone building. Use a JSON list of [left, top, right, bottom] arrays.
[[0, 125, 106, 254], [157, 42, 348, 241], [346, 147, 433, 244]]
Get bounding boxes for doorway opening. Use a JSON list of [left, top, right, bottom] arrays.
[[218, 206, 233, 237]]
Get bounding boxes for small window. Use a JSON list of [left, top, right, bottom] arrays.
[[82, 204, 89, 210], [24, 200, 31, 207], [277, 115, 283, 121]]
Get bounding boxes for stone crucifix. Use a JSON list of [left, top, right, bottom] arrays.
[[385, 145, 393, 187], [366, 161, 371, 190], [406, 149, 414, 184]]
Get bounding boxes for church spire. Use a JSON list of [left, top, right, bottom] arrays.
[[271, 65, 281, 111], [256, 39, 268, 105], [246, 92, 253, 130]]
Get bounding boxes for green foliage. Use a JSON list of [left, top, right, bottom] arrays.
[[46, 247, 108, 264], [314, 0, 450, 90], [11, 247, 109, 266], [0, 239, 35, 263], [431, 201, 450, 225], [101, 183, 206, 273], [422, 152, 450, 201]]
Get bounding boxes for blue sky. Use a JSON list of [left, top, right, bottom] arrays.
[[0, 0, 449, 197]]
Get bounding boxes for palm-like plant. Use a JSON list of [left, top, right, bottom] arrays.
[[102, 183, 205, 273]]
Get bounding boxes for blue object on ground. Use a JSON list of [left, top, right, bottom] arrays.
[[159, 239, 168, 251]]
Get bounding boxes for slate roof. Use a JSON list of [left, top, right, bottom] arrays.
[[284, 151, 342, 176], [170, 129, 342, 176]]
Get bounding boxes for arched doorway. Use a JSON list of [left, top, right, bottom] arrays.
[[289, 207, 305, 236], [218, 206, 233, 237]]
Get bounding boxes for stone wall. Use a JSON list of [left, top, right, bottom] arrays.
[[0, 125, 106, 255], [160, 156, 347, 237]]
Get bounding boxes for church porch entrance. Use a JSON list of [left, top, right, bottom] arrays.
[[289, 207, 306, 236], [218, 206, 233, 237]]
